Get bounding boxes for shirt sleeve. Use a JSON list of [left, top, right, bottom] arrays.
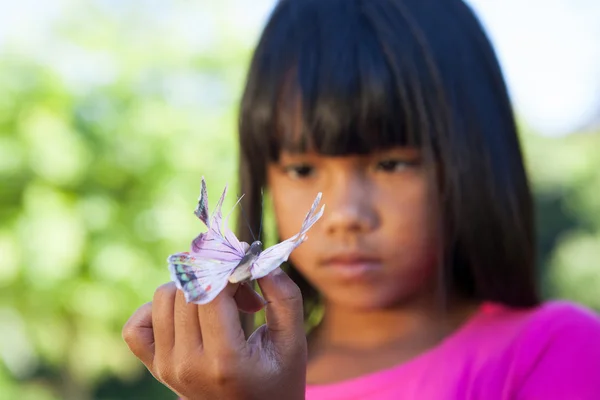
[[515, 301, 600, 400]]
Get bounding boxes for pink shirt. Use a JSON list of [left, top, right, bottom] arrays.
[[305, 300, 600, 400]]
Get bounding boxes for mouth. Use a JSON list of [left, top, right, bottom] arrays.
[[321, 252, 382, 280]]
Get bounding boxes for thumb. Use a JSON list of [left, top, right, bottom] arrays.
[[256, 267, 305, 348]]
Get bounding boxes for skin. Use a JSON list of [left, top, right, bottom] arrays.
[[122, 146, 480, 398], [267, 147, 480, 384], [122, 272, 307, 399]]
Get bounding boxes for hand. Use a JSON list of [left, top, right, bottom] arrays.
[[122, 268, 307, 400]]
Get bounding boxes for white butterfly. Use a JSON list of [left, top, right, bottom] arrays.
[[167, 177, 324, 304]]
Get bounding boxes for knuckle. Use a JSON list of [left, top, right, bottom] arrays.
[[155, 361, 173, 383], [121, 302, 153, 349], [209, 357, 236, 385], [281, 285, 303, 309], [278, 279, 302, 303], [153, 282, 176, 302], [121, 323, 136, 345], [152, 350, 175, 382], [174, 363, 197, 386]]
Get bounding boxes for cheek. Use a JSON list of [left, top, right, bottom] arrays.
[[393, 173, 438, 236], [271, 191, 295, 240], [269, 185, 315, 241], [269, 187, 321, 274], [389, 188, 441, 279], [401, 198, 439, 249]]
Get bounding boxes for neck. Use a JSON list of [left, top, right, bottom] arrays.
[[311, 295, 481, 351]]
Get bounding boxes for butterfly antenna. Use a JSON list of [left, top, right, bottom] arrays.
[[257, 187, 264, 241], [237, 195, 256, 242]]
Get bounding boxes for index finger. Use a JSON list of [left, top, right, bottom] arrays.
[[196, 283, 247, 355]]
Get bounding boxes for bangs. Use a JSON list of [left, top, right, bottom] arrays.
[[239, 0, 442, 161]]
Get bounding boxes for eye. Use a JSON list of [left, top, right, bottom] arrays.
[[375, 158, 415, 173], [282, 164, 315, 179]]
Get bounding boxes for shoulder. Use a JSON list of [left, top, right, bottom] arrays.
[[469, 299, 600, 361], [510, 300, 600, 399], [469, 299, 600, 344], [520, 299, 600, 340]]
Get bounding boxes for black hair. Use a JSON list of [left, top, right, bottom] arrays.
[[237, 0, 539, 329]]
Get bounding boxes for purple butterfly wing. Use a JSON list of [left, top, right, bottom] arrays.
[[250, 193, 325, 280], [191, 179, 248, 259], [191, 177, 212, 253], [194, 176, 211, 227], [207, 186, 249, 255], [170, 179, 249, 303], [168, 252, 239, 304]]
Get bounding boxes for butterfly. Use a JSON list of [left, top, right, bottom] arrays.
[[167, 176, 325, 304]]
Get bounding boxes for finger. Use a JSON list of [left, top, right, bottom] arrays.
[[256, 267, 305, 348], [174, 288, 203, 351], [122, 302, 155, 369], [152, 283, 177, 358], [197, 283, 247, 355], [234, 282, 267, 314]]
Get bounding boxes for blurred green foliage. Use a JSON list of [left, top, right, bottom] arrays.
[[0, 2, 262, 398], [522, 129, 600, 307], [0, 1, 598, 399]]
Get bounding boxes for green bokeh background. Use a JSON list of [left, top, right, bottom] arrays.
[[1, 1, 598, 399]]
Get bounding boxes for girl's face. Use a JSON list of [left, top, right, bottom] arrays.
[[267, 147, 441, 310]]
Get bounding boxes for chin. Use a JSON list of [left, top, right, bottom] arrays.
[[323, 287, 410, 311]]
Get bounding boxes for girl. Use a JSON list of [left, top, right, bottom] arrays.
[[123, 0, 600, 399]]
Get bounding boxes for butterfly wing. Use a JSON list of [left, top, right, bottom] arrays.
[[194, 176, 211, 227], [168, 252, 240, 304], [250, 192, 325, 280], [207, 185, 249, 256], [191, 179, 249, 257], [171, 178, 252, 303]]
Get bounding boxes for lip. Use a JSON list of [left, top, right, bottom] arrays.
[[321, 253, 382, 280]]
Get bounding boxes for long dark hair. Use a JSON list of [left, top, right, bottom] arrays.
[[236, 0, 539, 330]]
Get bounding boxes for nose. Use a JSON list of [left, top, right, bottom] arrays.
[[321, 173, 377, 236]]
